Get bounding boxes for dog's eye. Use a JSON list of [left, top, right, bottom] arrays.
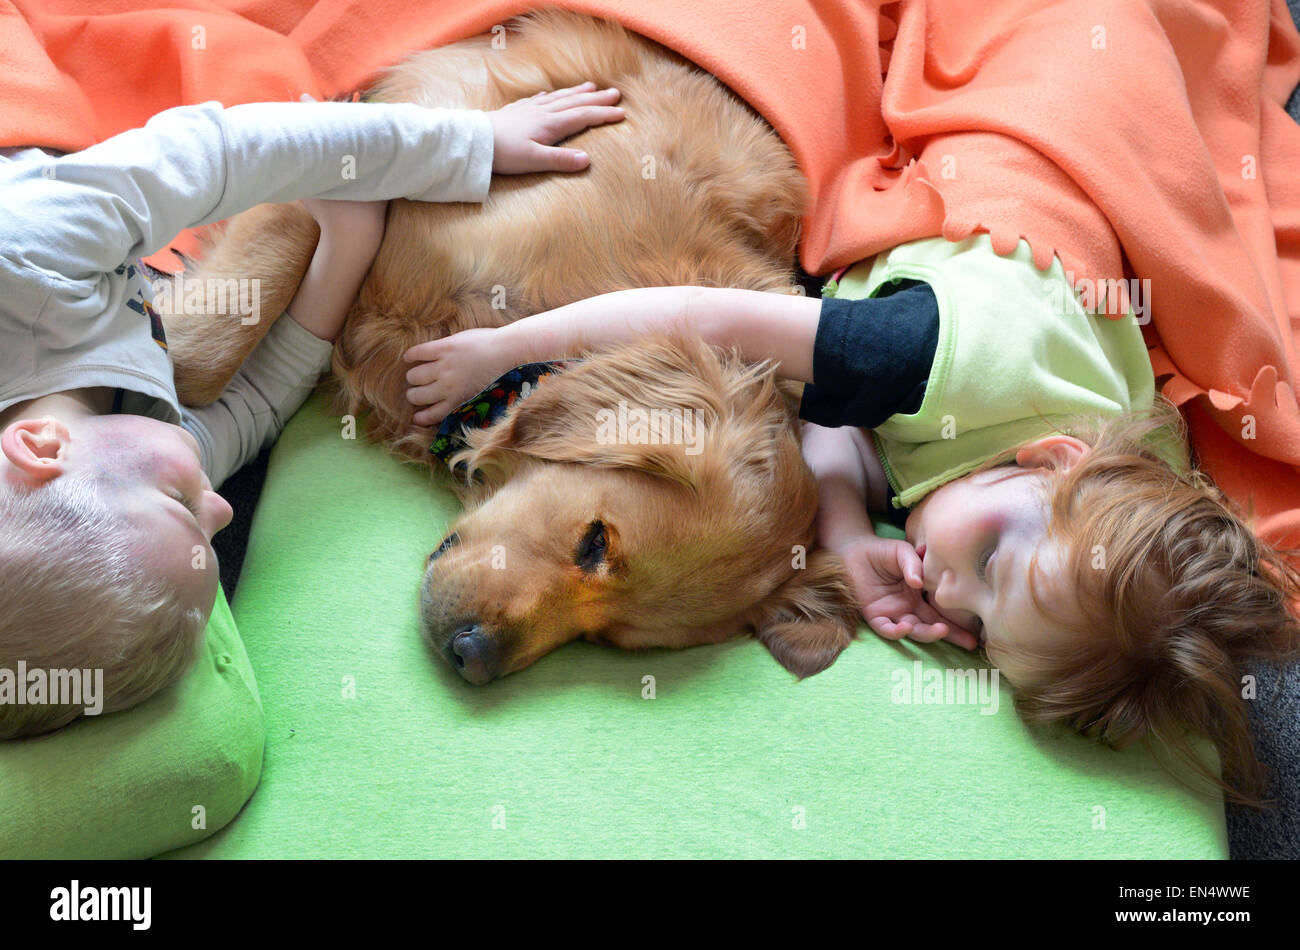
[[427, 532, 460, 565], [575, 520, 607, 572]]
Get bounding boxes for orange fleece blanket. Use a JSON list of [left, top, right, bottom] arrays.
[[4, 0, 1300, 553]]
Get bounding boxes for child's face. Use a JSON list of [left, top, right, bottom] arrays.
[[1, 414, 233, 623], [904, 437, 1087, 683]]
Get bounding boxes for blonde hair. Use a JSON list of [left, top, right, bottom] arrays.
[[0, 472, 207, 739], [981, 397, 1300, 808]]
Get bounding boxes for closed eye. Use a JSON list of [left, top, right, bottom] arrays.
[[977, 546, 995, 586], [576, 520, 607, 572], [168, 489, 199, 517]]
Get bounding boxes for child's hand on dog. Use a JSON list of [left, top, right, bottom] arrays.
[[404, 327, 511, 426], [488, 81, 624, 174], [835, 533, 980, 650]]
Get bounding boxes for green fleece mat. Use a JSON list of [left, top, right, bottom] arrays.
[[165, 390, 1226, 858]]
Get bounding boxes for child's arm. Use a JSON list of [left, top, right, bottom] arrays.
[[0, 84, 622, 445], [406, 279, 940, 430], [0, 101, 483, 288], [180, 199, 384, 489], [281, 198, 387, 341], [0, 85, 623, 304], [804, 423, 887, 535], [404, 286, 822, 426]]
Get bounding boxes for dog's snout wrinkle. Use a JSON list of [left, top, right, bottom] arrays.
[[427, 531, 461, 566]]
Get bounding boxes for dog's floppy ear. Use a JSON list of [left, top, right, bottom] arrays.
[[456, 333, 736, 487], [744, 549, 859, 678]]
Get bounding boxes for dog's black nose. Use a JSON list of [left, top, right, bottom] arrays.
[[450, 623, 496, 685]]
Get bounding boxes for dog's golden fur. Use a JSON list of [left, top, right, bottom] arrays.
[[425, 331, 859, 681], [164, 10, 859, 681]]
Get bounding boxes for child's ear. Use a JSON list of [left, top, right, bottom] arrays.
[[1016, 434, 1090, 473], [0, 419, 69, 482]]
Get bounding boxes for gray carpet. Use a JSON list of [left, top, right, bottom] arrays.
[[213, 4, 1300, 859]]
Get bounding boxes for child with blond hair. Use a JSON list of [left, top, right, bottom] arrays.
[[0, 83, 624, 738]]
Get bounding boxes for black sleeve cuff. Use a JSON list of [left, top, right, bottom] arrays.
[[798, 279, 940, 429]]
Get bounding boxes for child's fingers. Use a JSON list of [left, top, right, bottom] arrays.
[[895, 542, 924, 588], [405, 361, 441, 386], [867, 615, 915, 639], [920, 614, 979, 650], [405, 382, 444, 407], [897, 613, 921, 633], [527, 143, 591, 173], [546, 88, 622, 112], [912, 600, 977, 649], [904, 623, 952, 644], [548, 105, 626, 139], [943, 629, 980, 651], [404, 340, 442, 363], [528, 81, 597, 104]]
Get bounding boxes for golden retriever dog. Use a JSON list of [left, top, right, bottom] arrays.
[[424, 331, 859, 683], [163, 9, 860, 683]]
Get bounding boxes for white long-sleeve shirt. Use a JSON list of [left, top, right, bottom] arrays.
[[0, 100, 494, 487]]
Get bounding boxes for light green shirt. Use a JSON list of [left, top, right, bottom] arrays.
[[830, 235, 1178, 510]]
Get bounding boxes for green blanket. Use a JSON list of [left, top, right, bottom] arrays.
[[165, 391, 1226, 858]]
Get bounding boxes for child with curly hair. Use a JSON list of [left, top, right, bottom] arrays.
[[402, 233, 1300, 807]]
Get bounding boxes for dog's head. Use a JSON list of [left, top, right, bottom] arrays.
[[419, 331, 858, 685]]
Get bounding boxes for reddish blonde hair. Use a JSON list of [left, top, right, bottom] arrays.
[[983, 397, 1300, 808]]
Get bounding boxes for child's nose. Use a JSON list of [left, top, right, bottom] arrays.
[[930, 566, 964, 607], [203, 491, 234, 538]]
